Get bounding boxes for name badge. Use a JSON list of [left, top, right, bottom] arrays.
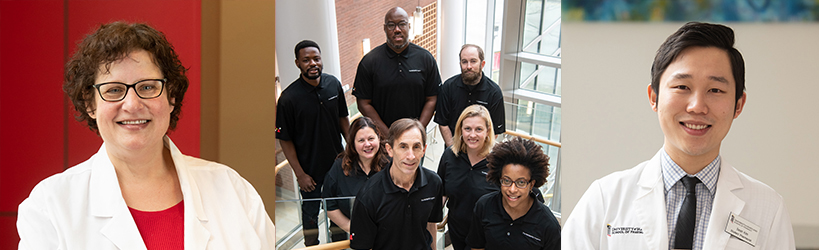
[[724, 212, 760, 246]]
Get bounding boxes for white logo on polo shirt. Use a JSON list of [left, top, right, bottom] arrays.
[[420, 197, 435, 202], [522, 232, 541, 242]]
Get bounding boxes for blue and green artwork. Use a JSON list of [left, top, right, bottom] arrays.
[[564, 0, 819, 22]]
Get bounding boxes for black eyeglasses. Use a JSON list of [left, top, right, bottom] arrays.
[[385, 21, 409, 30], [92, 79, 167, 102], [500, 177, 531, 188]]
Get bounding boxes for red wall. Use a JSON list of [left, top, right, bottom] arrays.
[[0, 1, 201, 247]]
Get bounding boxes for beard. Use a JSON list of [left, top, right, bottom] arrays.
[[462, 70, 481, 84], [387, 36, 408, 50], [302, 67, 322, 80]]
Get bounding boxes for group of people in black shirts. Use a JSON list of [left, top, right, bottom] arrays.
[[275, 6, 561, 250]]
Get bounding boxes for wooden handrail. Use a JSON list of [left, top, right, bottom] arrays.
[[275, 158, 289, 176], [504, 130, 561, 148], [292, 240, 350, 250]]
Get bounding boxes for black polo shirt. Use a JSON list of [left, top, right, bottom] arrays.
[[467, 191, 561, 250], [353, 43, 441, 127], [436, 147, 499, 246], [276, 74, 348, 184], [322, 158, 378, 217], [349, 165, 444, 250], [434, 73, 505, 135]]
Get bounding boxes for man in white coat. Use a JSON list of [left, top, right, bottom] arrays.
[[563, 22, 795, 249]]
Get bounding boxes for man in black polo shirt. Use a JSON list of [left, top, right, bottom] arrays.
[[435, 44, 505, 148], [276, 40, 350, 246], [350, 118, 444, 250], [353, 7, 441, 135]]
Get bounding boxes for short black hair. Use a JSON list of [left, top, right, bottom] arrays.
[[651, 22, 745, 103], [294, 40, 321, 59], [486, 137, 550, 188]]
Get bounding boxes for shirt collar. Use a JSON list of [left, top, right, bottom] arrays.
[[493, 191, 544, 223], [382, 164, 428, 194], [660, 148, 720, 196], [351, 160, 378, 177], [456, 151, 488, 169], [297, 74, 326, 91], [384, 43, 410, 59], [455, 74, 488, 90]]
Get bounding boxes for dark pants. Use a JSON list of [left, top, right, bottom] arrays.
[[302, 187, 349, 246], [329, 221, 348, 242], [300, 188, 322, 246]]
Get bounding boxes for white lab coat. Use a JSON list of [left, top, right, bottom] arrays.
[[17, 137, 276, 249], [563, 150, 795, 250]]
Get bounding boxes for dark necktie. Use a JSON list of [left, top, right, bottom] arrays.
[[673, 176, 701, 249]]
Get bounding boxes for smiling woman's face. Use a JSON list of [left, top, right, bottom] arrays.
[[90, 50, 173, 153]]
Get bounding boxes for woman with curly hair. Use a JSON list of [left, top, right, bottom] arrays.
[[17, 22, 274, 249], [466, 137, 560, 250]]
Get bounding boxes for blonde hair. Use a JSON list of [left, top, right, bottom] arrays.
[[451, 104, 495, 157]]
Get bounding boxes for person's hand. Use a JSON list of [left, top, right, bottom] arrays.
[[296, 173, 317, 192]]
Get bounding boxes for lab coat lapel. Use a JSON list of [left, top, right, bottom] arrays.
[[703, 162, 745, 249], [166, 137, 211, 249], [88, 144, 148, 250], [633, 151, 669, 248]]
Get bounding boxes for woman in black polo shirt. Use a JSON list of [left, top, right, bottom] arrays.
[[437, 105, 498, 250], [322, 117, 390, 240], [467, 137, 560, 250]]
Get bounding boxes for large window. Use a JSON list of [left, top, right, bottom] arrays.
[[493, 0, 563, 215]]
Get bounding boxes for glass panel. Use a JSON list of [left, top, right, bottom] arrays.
[[518, 62, 538, 91], [465, 0, 489, 46], [275, 196, 356, 249], [518, 62, 561, 96], [523, 0, 561, 55], [504, 101, 560, 142], [522, 0, 544, 53], [489, 0, 504, 81]]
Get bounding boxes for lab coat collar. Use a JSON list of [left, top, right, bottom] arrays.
[[703, 161, 745, 249], [88, 145, 145, 249], [87, 136, 212, 249], [635, 150, 748, 249], [633, 150, 669, 248]]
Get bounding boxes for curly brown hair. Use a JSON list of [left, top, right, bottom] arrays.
[[486, 137, 550, 188], [64, 21, 188, 133], [340, 117, 389, 176]]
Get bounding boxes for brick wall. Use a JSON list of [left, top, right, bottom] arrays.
[[335, 0, 438, 106]]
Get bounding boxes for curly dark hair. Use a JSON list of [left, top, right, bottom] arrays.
[[64, 21, 189, 133], [340, 117, 390, 176], [486, 137, 550, 188]]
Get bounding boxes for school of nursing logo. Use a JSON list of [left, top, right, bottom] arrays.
[[607, 224, 644, 237]]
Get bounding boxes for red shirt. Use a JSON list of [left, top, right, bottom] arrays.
[[129, 201, 184, 249]]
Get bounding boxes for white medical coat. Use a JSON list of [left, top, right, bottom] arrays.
[[17, 137, 276, 249], [563, 150, 794, 249]]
